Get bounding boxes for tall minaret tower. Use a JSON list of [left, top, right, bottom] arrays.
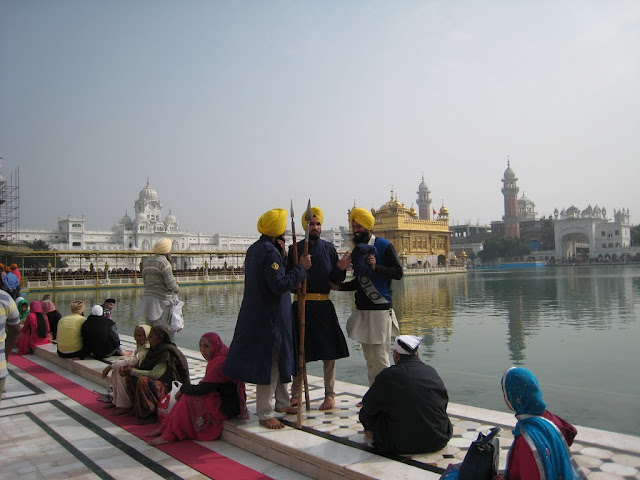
[[501, 159, 520, 238], [416, 174, 432, 220]]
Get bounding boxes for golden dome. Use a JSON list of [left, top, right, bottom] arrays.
[[375, 191, 409, 216]]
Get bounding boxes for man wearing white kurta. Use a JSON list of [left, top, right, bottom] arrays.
[[336, 207, 403, 387]]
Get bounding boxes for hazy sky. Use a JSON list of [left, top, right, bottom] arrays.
[[1, 1, 638, 235]]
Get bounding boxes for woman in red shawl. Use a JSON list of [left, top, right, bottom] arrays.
[[147, 332, 247, 445], [16, 301, 51, 354], [122, 325, 190, 424]]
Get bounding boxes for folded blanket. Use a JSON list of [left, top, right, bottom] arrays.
[[351, 243, 376, 277]]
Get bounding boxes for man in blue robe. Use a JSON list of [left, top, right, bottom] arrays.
[[287, 207, 349, 410], [223, 208, 311, 429]]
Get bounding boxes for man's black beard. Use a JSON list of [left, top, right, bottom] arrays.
[[353, 231, 370, 244], [309, 233, 320, 242]]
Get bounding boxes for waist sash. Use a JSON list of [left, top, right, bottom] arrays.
[[294, 293, 330, 301]]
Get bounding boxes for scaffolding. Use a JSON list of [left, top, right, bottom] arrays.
[[0, 159, 20, 243]]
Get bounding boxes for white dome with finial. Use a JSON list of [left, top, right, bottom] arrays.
[[165, 209, 178, 225], [120, 211, 132, 226], [418, 175, 429, 192], [504, 159, 517, 180], [138, 179, 158, 201]]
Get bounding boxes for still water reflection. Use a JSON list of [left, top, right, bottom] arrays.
[[45, 265, 640, 436]]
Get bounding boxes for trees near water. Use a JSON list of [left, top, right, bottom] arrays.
[[477, 236, 531, 263], [5, 240, 68, 272], [631, 225, 640, 246]]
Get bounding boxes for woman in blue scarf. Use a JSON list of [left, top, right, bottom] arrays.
[[499, 367, 585, 480]]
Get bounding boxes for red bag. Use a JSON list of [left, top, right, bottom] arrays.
[[157, 381, 182, 424]]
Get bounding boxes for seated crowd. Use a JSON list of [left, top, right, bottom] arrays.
[[9, 295, 124, 361], [56, 300, 125, 360], [5, 292, 584, 478]]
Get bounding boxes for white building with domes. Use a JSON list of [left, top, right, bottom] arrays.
[[17, 180, 352, 270], [552, 204, 633, 260], [16, 180, 263, 269], [518, 192, 537, 221], [489, 161, 638, 260], [110, 180, 192, 252]]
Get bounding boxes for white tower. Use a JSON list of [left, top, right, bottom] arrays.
[[416, 174, 432, 220]]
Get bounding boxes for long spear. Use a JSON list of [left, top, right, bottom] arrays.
[[300, 200, 312, 412], [290, 200, 310, 428]]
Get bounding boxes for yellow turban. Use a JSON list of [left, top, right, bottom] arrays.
[[301, 206, 323, 229], [258, 208, 287, 237], [153, 238, 172, 254], [349, 207, 375, 230]]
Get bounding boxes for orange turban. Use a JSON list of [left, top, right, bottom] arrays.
[[257, 209, 287, 237], [349, 207, 375, 230]]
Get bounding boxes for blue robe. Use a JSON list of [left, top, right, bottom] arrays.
[[288, 238, 349, 362], [223, 236, 307, 385]]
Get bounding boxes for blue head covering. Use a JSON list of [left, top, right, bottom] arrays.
[[503, 367, 578, 479], [502, 366, 546, 415]]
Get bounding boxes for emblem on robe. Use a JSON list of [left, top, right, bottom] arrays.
[[271, 262, 279, 270]]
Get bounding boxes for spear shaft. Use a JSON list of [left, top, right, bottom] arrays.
[[299, 200, 312, 412], [290, 201, 310, 428]]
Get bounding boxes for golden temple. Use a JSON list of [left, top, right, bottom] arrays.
[[368, 191, 451, 266]]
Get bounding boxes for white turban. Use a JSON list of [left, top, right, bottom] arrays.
[[394, 335, 423, 355], [91, 305, 104, 316], [153, 238, 172, 254]]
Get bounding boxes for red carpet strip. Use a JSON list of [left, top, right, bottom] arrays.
[[9, 355, 271, 480]]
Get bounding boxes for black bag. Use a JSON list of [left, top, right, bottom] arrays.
[[458, 427, 501, 480]]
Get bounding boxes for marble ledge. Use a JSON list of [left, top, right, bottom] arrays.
[[223, 416, 437, 480]]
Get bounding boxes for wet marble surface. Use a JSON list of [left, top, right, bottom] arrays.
[[16, 337, 640, 480], [2, 352, 311, 480]]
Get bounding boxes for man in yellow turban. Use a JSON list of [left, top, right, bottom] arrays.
[[257, 208, 288, 237], [225, 208, 311, 429], [348, 207, 375, 231], [335, 206, 403, 397], [287, 206, 349, 411], [136, 238, 180, 337]]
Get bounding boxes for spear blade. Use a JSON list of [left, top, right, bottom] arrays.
[[290, 199, 297, 236], [304, 199, 312, 244], [290, 199, 298, 264]]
